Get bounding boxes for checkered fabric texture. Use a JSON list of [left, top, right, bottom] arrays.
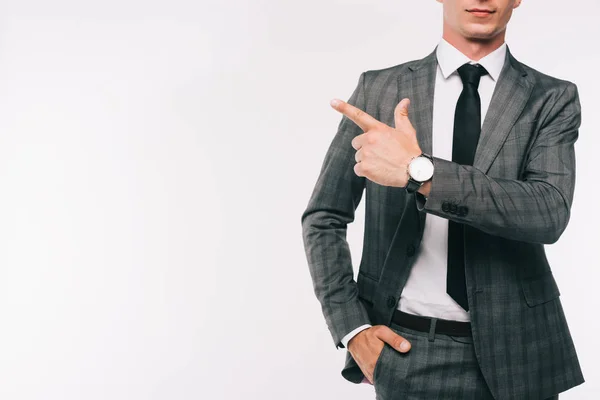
[[301, 45, 585, 399]]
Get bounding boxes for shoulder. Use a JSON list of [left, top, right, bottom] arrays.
[[516, 57, 578, 96], [509, 51, 581, 126], [512, 56, 581, 127], [354, 56, 425, 112], [359, 57, 421, 90]]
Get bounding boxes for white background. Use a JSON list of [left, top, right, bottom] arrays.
[[0, 1, 597, 399]]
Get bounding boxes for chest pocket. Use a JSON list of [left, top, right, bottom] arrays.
[[521, 271, 561, 307]]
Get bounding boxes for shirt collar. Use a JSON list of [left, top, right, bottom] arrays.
[[436, 37, 507, 82]]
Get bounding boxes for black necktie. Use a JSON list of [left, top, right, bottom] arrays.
[[447, 63, 488, 311]]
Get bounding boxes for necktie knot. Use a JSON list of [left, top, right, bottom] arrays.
[[457, 63, 488, 88]]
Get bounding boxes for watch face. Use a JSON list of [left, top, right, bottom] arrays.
[[409, 156, 434, 182]]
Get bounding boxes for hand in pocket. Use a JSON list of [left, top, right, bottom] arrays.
[[348, 325, 412, 384]]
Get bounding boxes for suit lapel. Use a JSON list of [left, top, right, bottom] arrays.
[[396, 47, 438, 233], [396, 47, 437, 157], [473, 46, 534, 173]]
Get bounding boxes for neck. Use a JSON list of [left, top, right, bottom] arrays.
[[442, 27, 505, 61]]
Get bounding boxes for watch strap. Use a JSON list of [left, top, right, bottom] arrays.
[[405, 178, 422, 193]]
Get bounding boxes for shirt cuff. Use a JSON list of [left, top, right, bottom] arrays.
[[340, 324, 372, 349]]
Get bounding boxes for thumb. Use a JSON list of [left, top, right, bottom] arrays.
[[394, 98, 411, 129], [375, 325, 412, 353]]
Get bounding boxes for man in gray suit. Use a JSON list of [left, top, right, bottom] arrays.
[[301, 0, 585, 399]]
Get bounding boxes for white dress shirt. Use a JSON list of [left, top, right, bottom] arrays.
[[341, 38, 507, 349]]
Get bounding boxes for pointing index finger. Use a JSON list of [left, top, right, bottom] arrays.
[[330, 98, 381, 132]]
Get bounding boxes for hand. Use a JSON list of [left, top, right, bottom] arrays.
[[330, 97, 422, 187], [347, 325, 412, 385]]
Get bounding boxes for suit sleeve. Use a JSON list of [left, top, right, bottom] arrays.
[[416, 82, 581, 244], [301, 72, 372, 349]]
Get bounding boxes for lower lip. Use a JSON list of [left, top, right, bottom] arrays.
[[469, 11, 493, 17]]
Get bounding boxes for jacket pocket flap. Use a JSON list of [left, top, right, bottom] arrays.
[[521, 271, 561, 307]]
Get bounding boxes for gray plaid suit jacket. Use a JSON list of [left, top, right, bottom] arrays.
[[301, 44, 585, 400]]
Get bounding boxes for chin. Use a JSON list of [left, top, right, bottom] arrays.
[[460, 25, 498, 40]]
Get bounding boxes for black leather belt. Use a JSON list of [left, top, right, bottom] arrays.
[[392, 309, 472, 337]]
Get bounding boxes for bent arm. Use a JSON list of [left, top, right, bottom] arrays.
[[301, 72, 372, 349], [416, 83, 581, 244]]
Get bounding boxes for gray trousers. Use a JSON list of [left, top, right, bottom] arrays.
[[372, 318, 559, 400]]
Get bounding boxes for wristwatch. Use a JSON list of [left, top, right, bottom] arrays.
[[404, 152, 434, 193]]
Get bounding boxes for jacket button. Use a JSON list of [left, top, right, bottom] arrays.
[[450, 204, 457, 214], [442, 201, 450, 212], [387, 296, 396, 308], [406, 244, 415, 257]]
